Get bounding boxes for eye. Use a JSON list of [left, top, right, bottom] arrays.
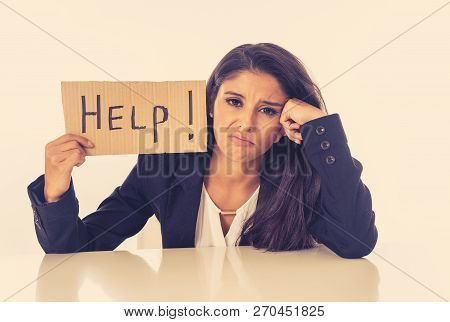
[[226, 98, 242, 107], [260, 107, 278, 116], [225, 98, 278, 116]]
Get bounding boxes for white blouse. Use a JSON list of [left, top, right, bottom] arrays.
[[195, 181, 260, 247]]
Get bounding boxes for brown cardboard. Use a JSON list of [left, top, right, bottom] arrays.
[[61, 81, 207, 156]]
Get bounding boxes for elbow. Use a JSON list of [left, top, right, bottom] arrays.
[[335, 225, 378, 259], [39, 238, 93, 254]]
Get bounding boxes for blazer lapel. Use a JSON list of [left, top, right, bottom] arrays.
[[162, 152, 212, 248]]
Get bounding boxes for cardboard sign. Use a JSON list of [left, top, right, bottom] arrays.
[[61, 81, 207, 156]]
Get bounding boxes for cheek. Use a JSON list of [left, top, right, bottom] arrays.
[[212, 110, 233, 137], [212, 119, 230, 145], [213, 115, 227, 136]]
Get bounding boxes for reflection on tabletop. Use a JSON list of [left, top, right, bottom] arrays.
[[33, 245, 379, 301]]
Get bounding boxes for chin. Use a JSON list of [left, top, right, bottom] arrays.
[[225, 148, 260, 163]]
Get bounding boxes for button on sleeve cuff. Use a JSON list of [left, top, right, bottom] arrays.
[[299, 113, 348, 157]]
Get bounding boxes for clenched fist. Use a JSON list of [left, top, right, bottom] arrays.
[[44, 134, 95, 203]]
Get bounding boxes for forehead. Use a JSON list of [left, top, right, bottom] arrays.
[[219, 70, 287, 100]]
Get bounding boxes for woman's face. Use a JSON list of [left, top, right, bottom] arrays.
[[212, 70, 289, 163]]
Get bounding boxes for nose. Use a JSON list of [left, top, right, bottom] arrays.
[[237, 109, 256, 132]]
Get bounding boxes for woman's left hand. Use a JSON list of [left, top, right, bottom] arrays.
[[279, 98, 327, 144]]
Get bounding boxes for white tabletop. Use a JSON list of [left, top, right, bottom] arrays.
[[1, 243, 448, 302]]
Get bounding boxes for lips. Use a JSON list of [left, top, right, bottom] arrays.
[[230, 133, 255, 145]]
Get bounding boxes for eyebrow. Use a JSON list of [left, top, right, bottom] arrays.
[[224, 91, 284, 107]]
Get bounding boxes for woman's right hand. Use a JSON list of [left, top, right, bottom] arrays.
[[44, 134, 95, 203]]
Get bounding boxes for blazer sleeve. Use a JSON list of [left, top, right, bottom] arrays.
[[26, 154, 155, 254], [299, 112, 378, 259]]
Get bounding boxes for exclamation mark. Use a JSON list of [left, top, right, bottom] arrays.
[[188, 90, 193, 140]]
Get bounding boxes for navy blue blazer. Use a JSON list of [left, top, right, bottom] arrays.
[[27, 113, 378, 258]]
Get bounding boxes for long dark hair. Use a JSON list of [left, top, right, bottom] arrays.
[[205, 43, 328, 252]]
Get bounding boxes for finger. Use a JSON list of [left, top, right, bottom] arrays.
[[57, 140, 87, 153], [293, 131, 302, 141], [280, 119, 295, 134], [49, 133, 94, 149], [289, 122, 300, 130], [285, 128, 302, 144], [279, 113, 288, 125], [52, 148, 85, 164], [280, 108, 292, 124], [59, 149, 85, 170], [279, 117, 293, 132], [75, 155, 86, 167]]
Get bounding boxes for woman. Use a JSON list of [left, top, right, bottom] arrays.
[[27, 43, 378, 258]]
